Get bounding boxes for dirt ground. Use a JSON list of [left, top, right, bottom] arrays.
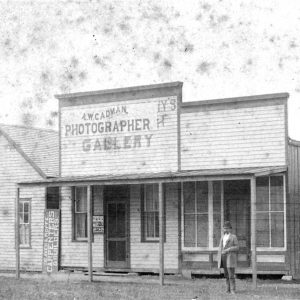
[[0, 274, 299, 300]]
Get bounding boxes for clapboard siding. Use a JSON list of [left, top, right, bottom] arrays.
[[0, 135, 43, 271], [60, 186, 104, 268], [181, 102, 286, 170], [130, 183, 179, 270], [60, 97, 178, 176], [19, 186, 45, 271]]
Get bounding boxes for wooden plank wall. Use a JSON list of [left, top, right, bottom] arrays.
[[181, 101, 286, 170], [288, 141, 300, 278], [0, 135, 43, 271], [60, 97, 178, 177], [19, 186, 45, 271], [130, 183, 179, 272]]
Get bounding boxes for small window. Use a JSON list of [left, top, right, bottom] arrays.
[[143, 184, 159, 240], [141, 184, 166, 242], [46, 187, 60, 209], [19, 199, 31, 247], [74, 187, 87, 240]]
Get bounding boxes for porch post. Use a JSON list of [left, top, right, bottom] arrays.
[[87, 185, 93, 282], [250, 177, 257, 289], [15, 186, 20, 279], [159, 182, 164, 286]]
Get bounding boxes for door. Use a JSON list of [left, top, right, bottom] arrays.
[[104, 185, 130, 269], [224, 180, 251, 267]]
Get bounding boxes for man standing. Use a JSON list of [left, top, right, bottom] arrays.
[[217, 221, 239, 294]]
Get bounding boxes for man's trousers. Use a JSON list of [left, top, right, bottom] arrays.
[[221, 254, 236, 292]]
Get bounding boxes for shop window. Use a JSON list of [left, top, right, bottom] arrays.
[[256, 175, 285, 249], [183, 182, 208, 247], [73, 187, 88, 240], [19, 199, 31, 247], [141, 184, 166, 242], [183, 181, 222, 249]]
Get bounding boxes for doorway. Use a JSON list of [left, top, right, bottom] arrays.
[[104, 185, 130, 269], [224, 180, 251, 267]]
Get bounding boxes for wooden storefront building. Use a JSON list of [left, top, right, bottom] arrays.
[[13, 82, 300, 278]]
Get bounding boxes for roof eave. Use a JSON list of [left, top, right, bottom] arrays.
[[182, 92, 289, 108], [55, 81, 183, 100], [17, 166, 287, 187]]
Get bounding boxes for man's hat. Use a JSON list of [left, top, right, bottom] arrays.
[[223, 221, 232, 229]]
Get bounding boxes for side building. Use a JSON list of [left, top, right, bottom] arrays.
[[288, 139, 300, 278], [0, 124, 58, 271]]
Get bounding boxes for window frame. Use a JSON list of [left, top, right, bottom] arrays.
[[181, 181, 223, 251], [140, 184, 166, 243], [256, 174, 286, 251], [72, 186, 88, 242], [19, 198, 31, 248]]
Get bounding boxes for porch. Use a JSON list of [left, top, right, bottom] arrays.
[[16, 166, 287, 286]]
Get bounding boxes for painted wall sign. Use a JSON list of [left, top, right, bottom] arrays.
[[93, 215, 104, 233], [43, 209, 60, 273], [61, 96, 179, 176]]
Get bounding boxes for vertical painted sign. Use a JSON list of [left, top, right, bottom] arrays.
[[43, 209, 60, 273]]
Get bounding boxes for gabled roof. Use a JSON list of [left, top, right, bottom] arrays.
[[0, 124, 59, 178]]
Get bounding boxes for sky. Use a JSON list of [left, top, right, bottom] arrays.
[[0, 0, 299, 139]]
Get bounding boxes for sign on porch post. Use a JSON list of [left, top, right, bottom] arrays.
[[93, 215, 104, 233], [251, 177, 257, 289], [43, 209, 60, 273]]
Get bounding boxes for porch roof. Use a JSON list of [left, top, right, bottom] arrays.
[[17, 165, 287, 187]]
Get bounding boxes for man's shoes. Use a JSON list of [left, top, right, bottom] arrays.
[[230, 278, 236, 294], [226, 278, 230, 293]]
